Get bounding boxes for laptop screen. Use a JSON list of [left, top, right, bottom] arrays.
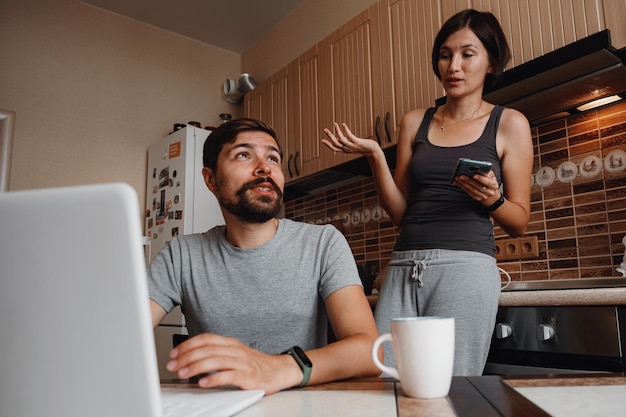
[[0, 183, 162, 417]]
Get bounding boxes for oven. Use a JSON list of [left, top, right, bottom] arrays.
[[485, 305, 626, 375]]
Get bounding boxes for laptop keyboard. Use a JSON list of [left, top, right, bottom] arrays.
[[160, 387, 264, 417], [162, 398, 216, 417]]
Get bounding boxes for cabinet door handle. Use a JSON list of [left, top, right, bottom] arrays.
[[374, 115, 381, 145], [287, 153, 294, 178], [294, 151, 300, 176], [384, 112, 392, 143]]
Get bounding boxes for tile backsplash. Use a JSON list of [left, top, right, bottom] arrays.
[[284, 100, 626, 285]]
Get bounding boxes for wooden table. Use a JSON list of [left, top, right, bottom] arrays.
[[401, 374, 626, 417], [162, 373, 626, 416]]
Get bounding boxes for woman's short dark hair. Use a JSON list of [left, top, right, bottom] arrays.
[[202, 118, 281, 171], [431, 9, 511, 86]]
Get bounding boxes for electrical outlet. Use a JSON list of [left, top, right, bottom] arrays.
[[495, 236, 539, 261]]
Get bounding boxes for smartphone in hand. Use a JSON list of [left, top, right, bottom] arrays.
[[450, 158, 492, 183]]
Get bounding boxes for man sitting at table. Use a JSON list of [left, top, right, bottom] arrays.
[[148, 118, 380, 395]]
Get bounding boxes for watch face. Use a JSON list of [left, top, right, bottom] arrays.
[[293, 346, 312, 367]]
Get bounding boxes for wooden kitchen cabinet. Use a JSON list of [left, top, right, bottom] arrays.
[[320, 0, 444, 150], [247, 0, 625, 185], [379, 0, 444, 144], [243, 67, 294, 181], [435, 0, 622, 69], [267, 68, 290, 180], [261, 5, 388, 178], [320, 4, 386, 163], [288, 45, 335, 180], [378, 0, 625, 140], [244, 51, 331, 184], [243, 78, 266, 122]]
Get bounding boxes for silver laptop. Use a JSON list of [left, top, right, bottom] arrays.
[[0, 183, 264, 417]]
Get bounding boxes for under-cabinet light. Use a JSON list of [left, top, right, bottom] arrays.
[[576, 95, 622, 112]]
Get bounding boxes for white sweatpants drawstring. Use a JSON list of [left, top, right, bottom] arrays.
[[389, 258, 426, 287], [412, 259, 426, 287]]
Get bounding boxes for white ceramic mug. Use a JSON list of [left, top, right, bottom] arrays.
[[371, 317, 455, 399]]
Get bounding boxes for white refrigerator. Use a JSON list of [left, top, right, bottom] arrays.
[[145, 125, 224, 378]]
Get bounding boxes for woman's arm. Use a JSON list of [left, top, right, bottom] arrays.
[[322, 111, 425, 226], [490, 108, 533, 236], [464, 107, 532, 237]]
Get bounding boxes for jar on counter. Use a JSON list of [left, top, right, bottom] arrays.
[[219, 113, 232, 125]]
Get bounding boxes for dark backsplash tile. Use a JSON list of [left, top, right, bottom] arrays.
[[540, 149, 569, 165], [601, 134, 626, 149], [545, 207, 574, 219], [567, 118, 598, 136], [569, 130, 600, 147], [573, 180, 606, 194], [538, 129, 566, 145]]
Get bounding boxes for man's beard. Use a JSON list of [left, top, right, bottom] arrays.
[[219, 177, 283, 223]]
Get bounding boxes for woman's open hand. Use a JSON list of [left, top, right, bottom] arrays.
[[322, 122, 380, 156]]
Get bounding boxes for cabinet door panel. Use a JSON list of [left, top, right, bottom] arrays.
[[464, 0, 608, 63], [294, 47, 328, 177], [269, 69, 290, 179], [244, 70, 291, 181], [322, 5, 384, 163], [243, 84, 265, 122], [380, 0, 443, 143], [603, 0, 626, 47]]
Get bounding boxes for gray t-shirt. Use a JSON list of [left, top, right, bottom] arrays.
[[148, 218, 361, 353]]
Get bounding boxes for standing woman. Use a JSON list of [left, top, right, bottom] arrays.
[[322, 9, 533, 375]]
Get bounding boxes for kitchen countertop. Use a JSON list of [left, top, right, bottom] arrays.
[[367, 287, 626, 308], [499, 287, 626, 306]]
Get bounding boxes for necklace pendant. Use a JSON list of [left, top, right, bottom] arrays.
[[439, 126, 445, 131]]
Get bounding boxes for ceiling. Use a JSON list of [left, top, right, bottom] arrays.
[[81, 0, 305, 54]]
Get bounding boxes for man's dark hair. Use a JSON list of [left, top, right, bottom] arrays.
[[202, 118, 282, 172], [431, 9, 511, 86]]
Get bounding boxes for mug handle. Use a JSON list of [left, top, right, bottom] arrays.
[[371, 333, 400, 380]]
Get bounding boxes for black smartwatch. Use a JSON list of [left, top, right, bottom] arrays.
[[281, 346, 312, 388]]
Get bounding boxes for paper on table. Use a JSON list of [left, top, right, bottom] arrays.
[[514, 385, 626, 417]]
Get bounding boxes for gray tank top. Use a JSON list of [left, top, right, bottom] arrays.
[[394, 105, 504, 256]]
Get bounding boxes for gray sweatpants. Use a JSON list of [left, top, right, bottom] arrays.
[[374, 249, 500, 376]]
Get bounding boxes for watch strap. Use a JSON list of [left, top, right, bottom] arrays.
[[281, 346, 312, 388], [485, 193, 505, 212]]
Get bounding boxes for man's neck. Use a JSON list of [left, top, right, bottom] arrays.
[[223, 217, 279, 249]]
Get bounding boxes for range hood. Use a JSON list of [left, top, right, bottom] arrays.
[[284, 146, 397, 201], [285, 30, 626, 200]]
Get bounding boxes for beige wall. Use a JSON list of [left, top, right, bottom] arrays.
[[0, 0, 241, 217], [241, 0, 377, 82]]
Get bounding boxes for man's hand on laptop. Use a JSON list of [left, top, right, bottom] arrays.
[[166, 333, 304, 395]]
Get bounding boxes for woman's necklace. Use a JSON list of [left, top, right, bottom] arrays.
[[439, 103, 482, 131]]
